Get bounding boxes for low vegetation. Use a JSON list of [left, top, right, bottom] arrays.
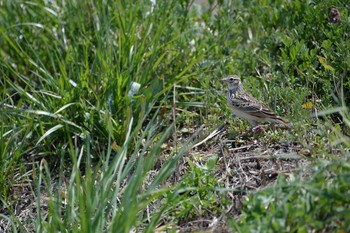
[[0, 0, 349, 232]]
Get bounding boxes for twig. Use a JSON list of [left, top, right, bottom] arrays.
[[227, 145, 254, 152], [192, 124, 226, 148], [238, 153, 304, 162]]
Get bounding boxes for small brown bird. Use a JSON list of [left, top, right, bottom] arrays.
[[221, 75, 288, 127], [329, 7, 341, 23]]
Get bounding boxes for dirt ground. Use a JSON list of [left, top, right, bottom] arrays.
[[171, 125, 310, 232]]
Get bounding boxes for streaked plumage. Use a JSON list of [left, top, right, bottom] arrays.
[[221, 75, 287, 127]]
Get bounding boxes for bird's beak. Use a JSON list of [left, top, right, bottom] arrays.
[[221, 77, 228, 82]]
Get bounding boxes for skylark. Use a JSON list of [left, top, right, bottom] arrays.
[[221, 75, 288, 127]]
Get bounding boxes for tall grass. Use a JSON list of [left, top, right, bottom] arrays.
[[0, 0, 219, 231], [0, 0, 206, 195], [33, 108, 198, 232]]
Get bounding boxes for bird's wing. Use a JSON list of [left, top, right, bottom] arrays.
[[230, 92, 279, 118]]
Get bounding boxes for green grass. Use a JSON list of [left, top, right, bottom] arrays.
[[1, 0, 350, 232]]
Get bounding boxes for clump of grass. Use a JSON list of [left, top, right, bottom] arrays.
[[33, 109, 196, 232]]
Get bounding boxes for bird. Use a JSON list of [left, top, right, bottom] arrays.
[[221, 75, 288, 128]]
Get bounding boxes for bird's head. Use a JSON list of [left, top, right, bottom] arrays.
[[221, 75, 241, 88]]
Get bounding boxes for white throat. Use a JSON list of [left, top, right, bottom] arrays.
[[228, 82, 242, 93]]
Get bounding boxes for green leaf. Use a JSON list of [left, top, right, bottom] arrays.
[[317, 56, 335, 71], [36, 124, 64, 145]]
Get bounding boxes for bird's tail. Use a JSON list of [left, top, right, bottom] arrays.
[[271, 116, 291, 128]]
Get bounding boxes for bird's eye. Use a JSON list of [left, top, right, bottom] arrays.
[[230, 78, 234, 81]]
